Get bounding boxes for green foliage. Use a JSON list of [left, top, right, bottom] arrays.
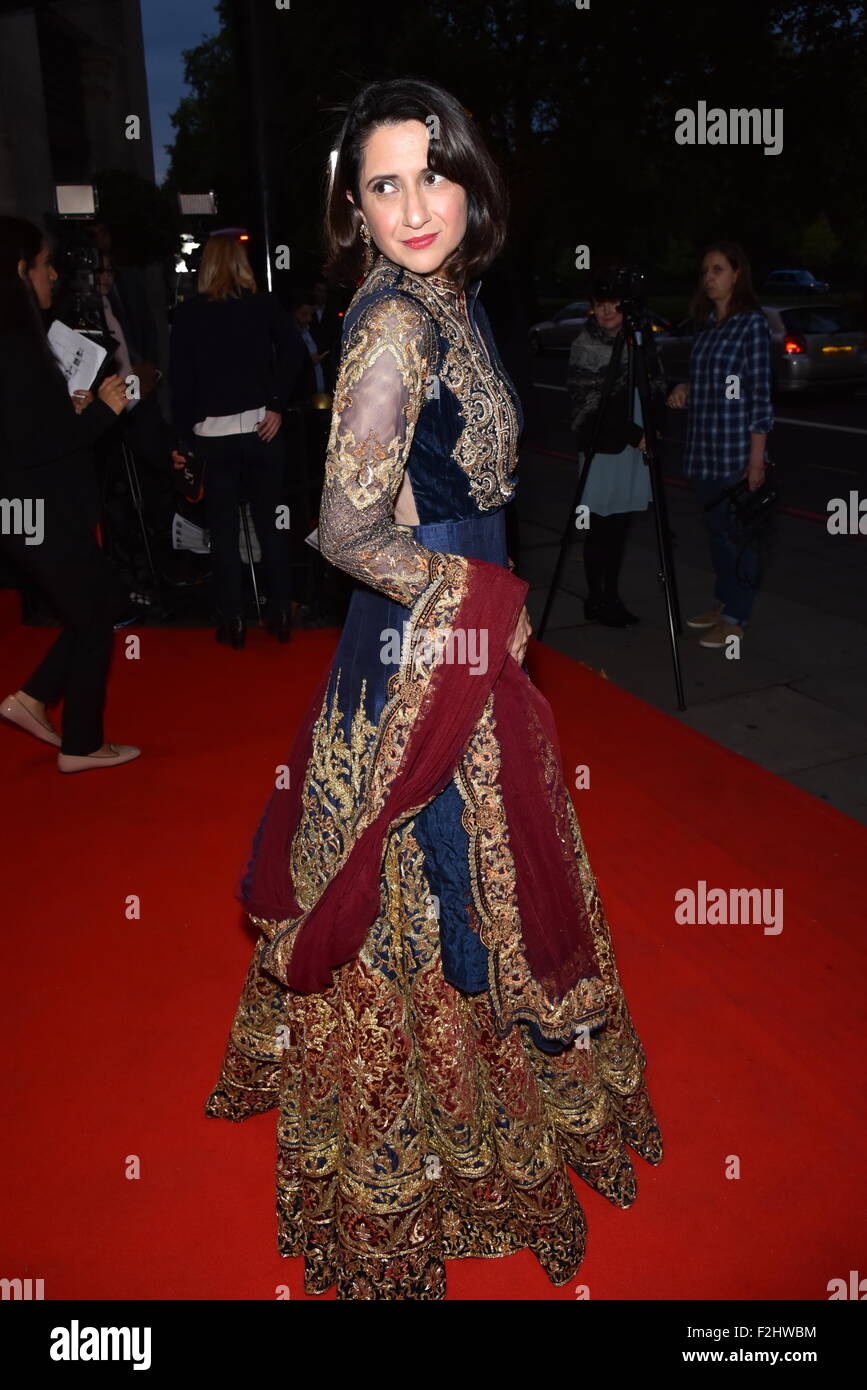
[[799, 214, 840, 272], [161, 0, 867, 299]]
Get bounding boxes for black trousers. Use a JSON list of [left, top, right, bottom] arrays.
[[196, 428, 292, 620], [1, 490, 129, 756], [583, 510, 633, 601]]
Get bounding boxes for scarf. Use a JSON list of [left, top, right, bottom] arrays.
[[237, 554, 602, 1014]]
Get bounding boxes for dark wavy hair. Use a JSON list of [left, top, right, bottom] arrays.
[[323, 77, 507, 288], [690, 240, 761, 323], [0, 216, 53, 350]]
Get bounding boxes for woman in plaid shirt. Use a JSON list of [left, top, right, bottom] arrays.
[[667, 241, 773, 648]]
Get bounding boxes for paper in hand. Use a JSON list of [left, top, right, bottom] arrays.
[[47, 320, 108, 395]]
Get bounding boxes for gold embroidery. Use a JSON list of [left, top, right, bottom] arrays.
[[255, 554, 470, 986], [317, 291, 439, 606], [205, 815, 662, 1300], [454, 695, 608, 1042], [379, 257, 520, 510]]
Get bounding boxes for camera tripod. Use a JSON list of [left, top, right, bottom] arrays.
[[536, 305, 687, 710]]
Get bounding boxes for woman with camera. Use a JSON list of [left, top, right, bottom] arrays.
[[667, 241, 773, 649], [0, 216, 140, 772], [567, 273, 667, 626], [169, 235, 307, 648]]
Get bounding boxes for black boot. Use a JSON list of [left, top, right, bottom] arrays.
[[265, 603, 292, 643], [598, 597, 640, 627], [584, 590, 605, 621], [215, 615, 246, 649]]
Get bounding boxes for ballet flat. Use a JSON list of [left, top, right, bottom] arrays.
[[1, 692, 62, 747], [57, 743, 142, 774]]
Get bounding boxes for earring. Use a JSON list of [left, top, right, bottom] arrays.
[[359, 220, 375, 273]]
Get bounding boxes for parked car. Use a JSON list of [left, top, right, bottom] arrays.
[[655, 303, 867, 397], [529, 301, 591, 353], [762, 268, 831, 294], [529, 302, 671, 354]]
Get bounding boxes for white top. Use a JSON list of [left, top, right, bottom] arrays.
[[193, 406, 266, 436]]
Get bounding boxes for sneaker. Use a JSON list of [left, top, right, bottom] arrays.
[[686, 602, 724, 630], [699, 620, 744, 649]]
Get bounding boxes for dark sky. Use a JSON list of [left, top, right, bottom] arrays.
[[140, 0, 221, 183]]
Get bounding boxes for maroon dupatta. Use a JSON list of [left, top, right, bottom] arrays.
[[237, 553, 602, 1019]]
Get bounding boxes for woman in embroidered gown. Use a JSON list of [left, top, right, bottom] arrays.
[[205, 78, 663, 1301]]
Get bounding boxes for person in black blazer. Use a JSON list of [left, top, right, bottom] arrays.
[[307, 278, 342, 394], [0, 216, 140, 773], [169, 234, 307, 647]]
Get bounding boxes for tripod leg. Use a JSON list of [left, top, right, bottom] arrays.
[[537, 330, 627, 641], [239, 502, 262, 621], [632, 329, 686, 709]]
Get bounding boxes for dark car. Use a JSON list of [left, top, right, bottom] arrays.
[[762, 268, 831, 295], [529, 302, 672, 355], [529, 301, 591, 354], [655, 303, 867, 398]]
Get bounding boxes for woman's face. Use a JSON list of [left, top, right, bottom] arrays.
[[349, 118, 468, 280], [702, 250, 738, 304], [592, 299, 623, 334], [18, 241, 57, 310]]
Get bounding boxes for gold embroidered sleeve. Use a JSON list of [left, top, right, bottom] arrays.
[[318, 293, 438, 606]]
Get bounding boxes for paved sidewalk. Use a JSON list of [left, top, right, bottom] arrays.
[[518, 450, 867, 826]]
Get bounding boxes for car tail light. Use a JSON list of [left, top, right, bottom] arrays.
[[784, 334, 805, 354]]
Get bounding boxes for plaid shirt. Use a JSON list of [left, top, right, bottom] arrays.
[[684, 308, 773, 479]]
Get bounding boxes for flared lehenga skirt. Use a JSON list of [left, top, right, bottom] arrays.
[[205, 507, 663, 1300]]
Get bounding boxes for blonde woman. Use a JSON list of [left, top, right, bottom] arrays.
[[169, 234, 307, 646]]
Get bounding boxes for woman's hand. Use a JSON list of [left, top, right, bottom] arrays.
[[744, 460, 767, 492], [97, 374, 129, 416], [666, 382, 689, 408], [256, 409, 282, 442], [509, 605, 532, 665], [71, 390, 93, 414], [744, 434, 768, 491]]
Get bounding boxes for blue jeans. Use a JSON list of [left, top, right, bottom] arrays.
[[691, 472, 762, 627]]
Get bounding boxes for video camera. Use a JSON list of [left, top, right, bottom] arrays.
[[591, 265, 652, 329], [46, 186, 116, 383]]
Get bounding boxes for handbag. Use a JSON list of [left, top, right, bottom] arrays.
[[722, 458, 777, 548]]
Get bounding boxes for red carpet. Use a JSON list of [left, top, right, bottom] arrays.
[[2, 587, 865, 1301]]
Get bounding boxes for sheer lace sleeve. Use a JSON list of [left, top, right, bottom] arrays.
[[318, 292, 439, 606]]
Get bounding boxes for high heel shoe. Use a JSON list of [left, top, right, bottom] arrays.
[[265, 604, 292, 643], [215, 616, 246, 649], [1, 692, 62, 747]]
